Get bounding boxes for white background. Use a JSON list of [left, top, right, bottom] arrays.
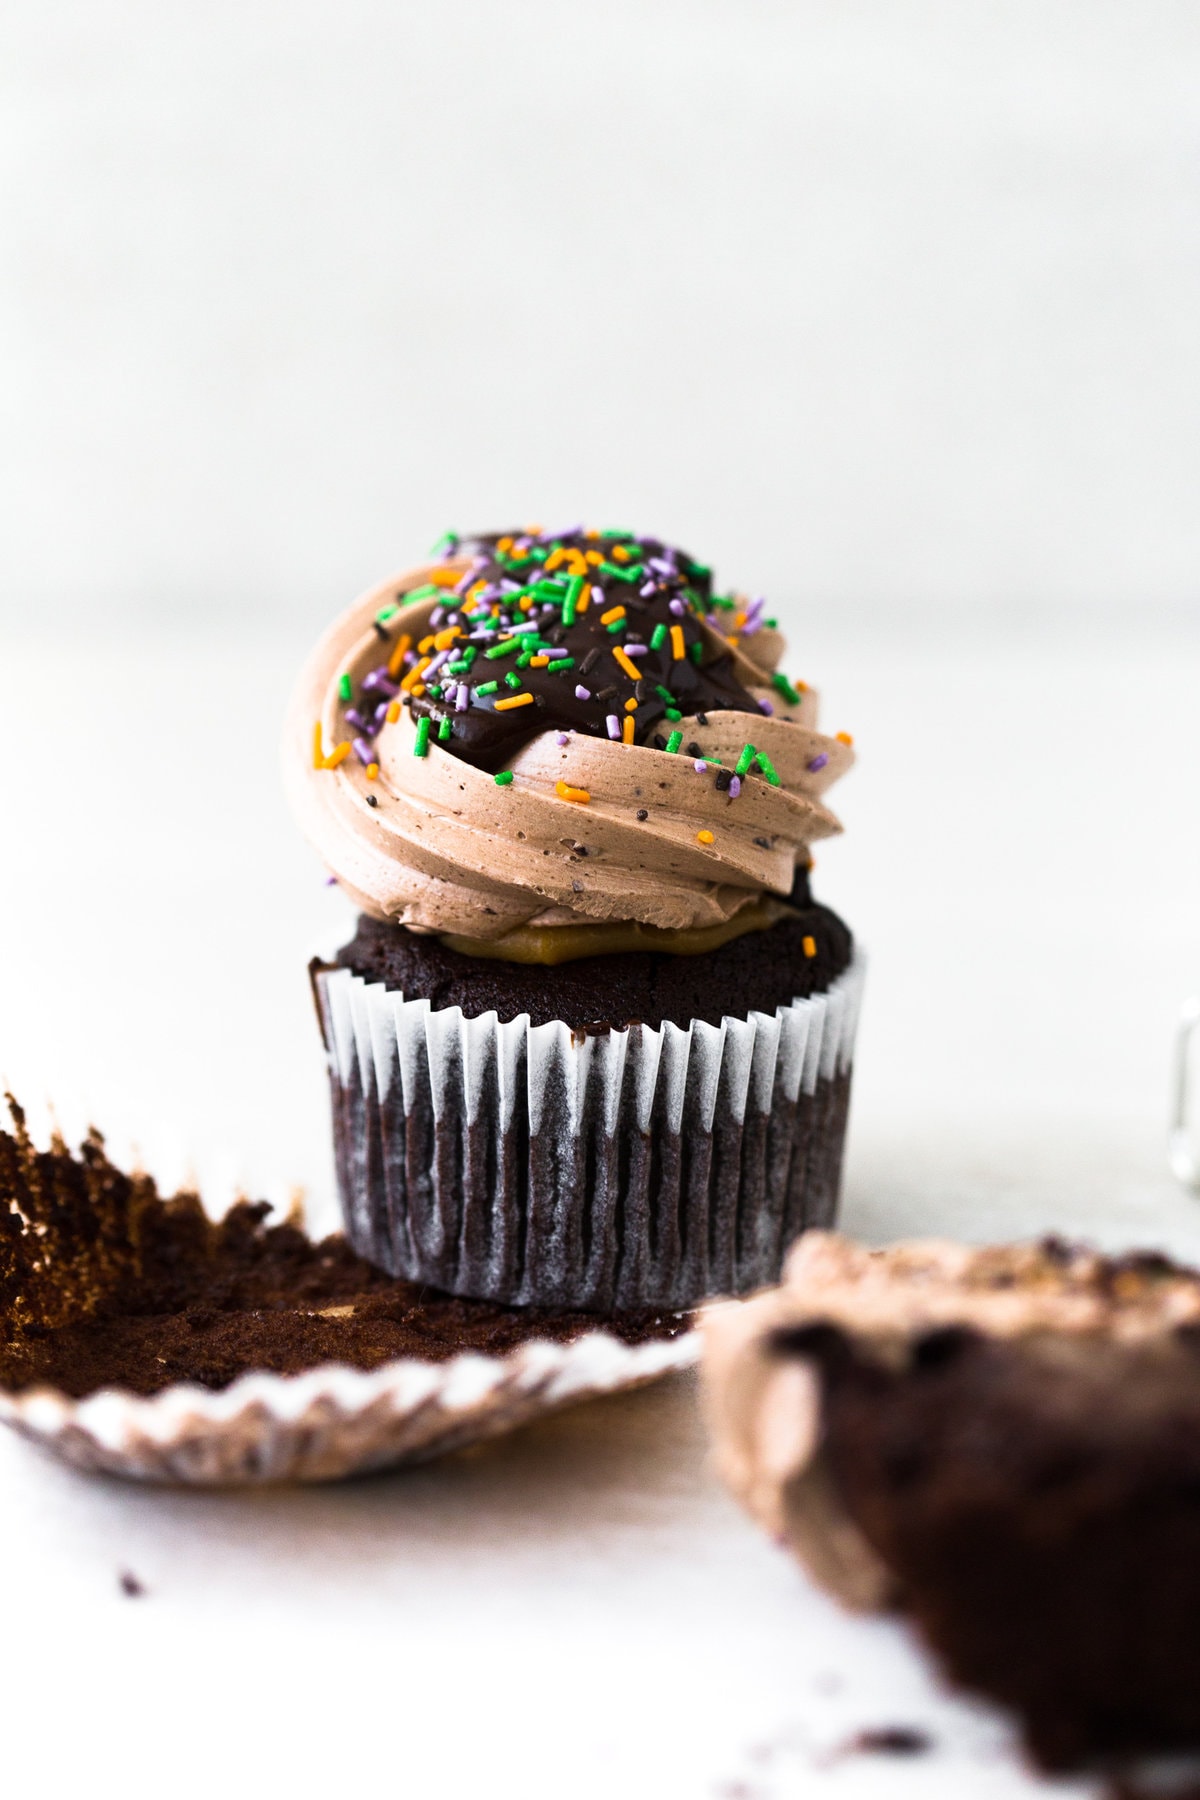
[[2, 6, 1200, 1798]]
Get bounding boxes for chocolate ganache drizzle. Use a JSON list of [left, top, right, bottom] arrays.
[[284, 525, 855, 945]]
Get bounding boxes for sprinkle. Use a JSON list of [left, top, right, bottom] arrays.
[[547, 657, 574, 673], [664, 707, 682, 721], [735, 743, 757, 777], [639, 581, 656, 597], [413, 717, 431, 757], [366, 761, 379, 780], [575, 684, 591, 700], [555, 731, 569, 746], [579, 647, 601, 676], [691, 640, 703, 664], [600, 605, 626, 627], [669, 598, 685, 616], [494, 770, 515, 786], [438, 718, 453, 742], [494, 692, 535, 711], [612, 646, 641, 682], [836, 731, 855, 746], [622, 715, 635, 744], [622, 643, 648, 657], [386, 700, 401, 724], [803, 935, 817, 959], [624, 697, 637, 712], [807, 752, 829, 773], [338, 673, 353, 703], [728, 775, 742, 797], [563, 574, 585, 626], [353, 737, 374, 766], [387, 633, 413, 678], [754, 753, 781, 786], [504, 671, 523, 690], [664, 729, 683, 754], [714, 769, 732, 792], [455, 684, 469, 712], [400, 657, 431, 693], [650, 623, 668, 650], [475, 679, 499, 697], [669, 624, 686, 660], [693, 759, 707, 773], [556, 780, 590, 804], [697, 830, 715, 845], [654, 684, 674, 702], [758, 699, 774, 716], [365, 793, 378, 807], [311, 722, 326, 769], [606, 714, 621, 739], [772, 672, 801, 706], [587, 585, 602, 609], [484, 637, 520, 659], [636, 808, 648, 821]]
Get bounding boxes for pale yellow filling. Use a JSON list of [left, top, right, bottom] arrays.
[[438, 898, 799, 966]]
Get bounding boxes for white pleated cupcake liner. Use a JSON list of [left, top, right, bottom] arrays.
[[0, 1327, 699, 1486], [315, 951, 865, 1311]]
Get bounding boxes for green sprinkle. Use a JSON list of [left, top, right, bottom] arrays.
[[563, 574, 585, 626], [484, 638, 520, 660], [547, 657, 574, 673], [446, 658, 472, 675], [437, 718, 453, 742], [665, 729, 683, 754], [414, 717, 431, 757], [602, 527, 633, 539], [690, 640, 703, 664], [494, 770, 514, 786], [376, 603, 400, 624], [665, 707, 682, 721], [534, 578, 567, 598], [403, 582, 440, 606], [429, 531, 457, 557], [529, 546, 548, 563], [517, 651, 533, 667], [712, 594, 736, 611], [655, 684, 674, 703], [599, 560, 639, 583], [754, 751, 781, 787], [425, 683, 443, 698], [766, 617, 778, 629], [605, 619, 626, 635], [735, 743, 757, 777], [772, 672, 801, 706], [475, 680, 499, 697], [504, 671, 522, 690], [650, 622, 668, 651], [338, 673, 353, 702]]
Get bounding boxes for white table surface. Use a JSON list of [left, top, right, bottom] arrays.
[[2, 615, 1199, 1799]]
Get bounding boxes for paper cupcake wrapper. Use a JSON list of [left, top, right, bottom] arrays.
[[0, 1328, 698, 1486], [315, 951, 865, 1311]]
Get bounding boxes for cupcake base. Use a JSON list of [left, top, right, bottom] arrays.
[[314, 951, 864, 1310]]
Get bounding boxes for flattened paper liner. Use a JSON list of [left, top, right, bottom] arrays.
[[0, 1327, 699, 1486], [315, 953, 865, 1310]]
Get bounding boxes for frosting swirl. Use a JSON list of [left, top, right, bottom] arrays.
[[283, 528, 854, 938]]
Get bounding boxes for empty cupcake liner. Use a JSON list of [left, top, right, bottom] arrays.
[[314, 951, 865, 1311], [0, 1326, 699, 1486]]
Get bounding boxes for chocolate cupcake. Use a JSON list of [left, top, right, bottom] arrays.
[[284, 527, 862, 1309]]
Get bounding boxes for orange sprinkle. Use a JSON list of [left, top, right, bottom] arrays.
[[493, 692, 535, 711], [518, 593, 536, 612], [622, 715, 635, 744], [418, 634, 435, 653], [555, 779, 591, 804], [326, 742, 351, 769], [410, 683, 427, 699], [366, 762, 379, 781], [612, 645, 641, 682], [611, 544, 631, 562], [400, 656, 431, 693], [734, 611, 747, 630], [575, 586, 591, 612], [796, 680, 809, 693], [836, 731, 854, 746], [565, 550, 588, 575], [802, 935, 817, 958], [387, 633, 413, 678], [670, 624, 686, 660], [386, 700, 401, 725], [530, 654, 550, 667], [496, 535, 513, 555], [600, 605, 626, 626], [624, 697, 637, 713], [312, 721, 327, 770], [467, 580, 487, 602], [431, 567, 461, 587], [433, 626, 462, 651], [697, 830, 715, 845], [544, 548, 565, 572], [585, 550, 603, 565]]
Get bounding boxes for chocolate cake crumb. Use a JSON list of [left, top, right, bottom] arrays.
[[0, 1099, 690, 1400], [841, 1727, 931, 1757], [119, 1571, 147, 1598]]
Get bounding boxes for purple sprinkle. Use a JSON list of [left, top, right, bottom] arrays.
[[758, 698, 774, 715], [728, 775, 742, 798], [693, 759, 707, 773], [591, 584, 604, 605], [807, 752, 829, 773], [623, 643, 648, 657], [353, 737, 375, 766], [575, 684, 591, 701], [669, 598, 686, 616], [456, 685, 469, 712], [606, 714, 621, 740], [648, 557, 674, 575], [540, 523, 581, 542], [639, 580, 656, 597], [425, 649, 450, 678], [373, 701, 390, 723], [325, 875, 339, 886], [430, 606, 445, 629], [362, 670, 399, 696], [555, 731, 569, 746], [345, 708, 369, 732]]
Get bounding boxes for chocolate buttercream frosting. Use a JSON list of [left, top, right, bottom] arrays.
[[283, 526, 855, 940]]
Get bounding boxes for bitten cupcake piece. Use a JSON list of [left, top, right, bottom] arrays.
[[704, 1232, 1200, 1774]]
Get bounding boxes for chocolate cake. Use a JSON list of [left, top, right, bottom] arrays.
[[705, 1232, 1200, 1774], [0, 1097, 688, 1401]]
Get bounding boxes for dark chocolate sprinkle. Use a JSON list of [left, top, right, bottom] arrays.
[[636, 808, 649, 821]]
